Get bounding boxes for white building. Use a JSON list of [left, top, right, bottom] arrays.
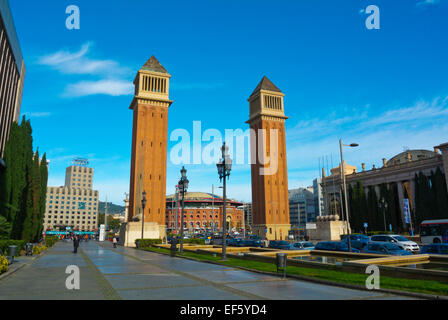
[[43, 159, 99, 232]]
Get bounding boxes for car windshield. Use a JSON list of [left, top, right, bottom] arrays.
[[303, 242, 314, 248], [392, 235, 409, 242]]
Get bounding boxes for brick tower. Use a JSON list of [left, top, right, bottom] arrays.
[[127, 56, 172, 239], [247, 76, 290, 240]]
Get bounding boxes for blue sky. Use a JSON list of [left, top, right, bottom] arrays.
[[9, 0, 448, 205]]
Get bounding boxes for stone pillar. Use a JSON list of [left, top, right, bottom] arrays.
[[397, 182, 405, 227], [374, 185, 381, 200], [410, 179, 416, 212], [435, 143, 448, 191]]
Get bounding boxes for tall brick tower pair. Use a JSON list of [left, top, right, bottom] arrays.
[[124, 57, 290, 243], [247, 76, 291, 240]]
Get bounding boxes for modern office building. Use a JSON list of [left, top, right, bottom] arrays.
[[313, 178, 324, 217], [289, 187, 316, 229], [43, 159, 99, 232], [0, 0, 26, 167], [165, 192, 244, 233], [242, 203, 253, 232]]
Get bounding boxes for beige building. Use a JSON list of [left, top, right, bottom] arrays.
[[43, 159, 99, 232], [0, 0, 26, 166], [322, 146, 448, 234]]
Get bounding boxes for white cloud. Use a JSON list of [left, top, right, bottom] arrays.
[[285, 96, 448, 186], [416, 0, 440, 7], [38, 42, 129, 76], [64, 79, 133, 97]]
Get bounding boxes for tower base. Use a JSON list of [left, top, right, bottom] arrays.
[[307, 219, 344, 241], [252, 224, 291, 241], [119, 221, 167, 247]]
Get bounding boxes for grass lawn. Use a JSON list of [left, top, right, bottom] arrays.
[[142, 246, 448, 297]]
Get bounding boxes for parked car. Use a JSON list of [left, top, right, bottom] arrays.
[[269, 240, 291, 250], [421, 243, 448, 255], [362, 242, 412, 256], [239, 238, 264, 247], [370, 234, 420, 253], [342, 234, 370, 250], [290, 241, 315, 250], [315, 241, 360, 253]]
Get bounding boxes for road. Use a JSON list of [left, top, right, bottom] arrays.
[[0, 241, 414, 300]]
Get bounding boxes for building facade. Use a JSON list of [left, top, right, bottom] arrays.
[[242, 203, 253, 232], [128, 56, 172, 239], [165, 192, 244, 233], [247, 76, 291, 240], [313, 178, 324, 217], [322, 146, 448, 233], [289, 187, 316, 230], [43, 159, 99, 232], [0, 0, 25, 166]]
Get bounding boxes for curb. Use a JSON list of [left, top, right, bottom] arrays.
[[0, 243, 56, 282], [139, 247, 447, 300]]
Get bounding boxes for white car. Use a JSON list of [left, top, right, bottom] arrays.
[[370, 234, 420, 253]]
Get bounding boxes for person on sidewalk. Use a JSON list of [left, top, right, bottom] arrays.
[[73, 235, 80, 254], [113, 236, 117, 248]]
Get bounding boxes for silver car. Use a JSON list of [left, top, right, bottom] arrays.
[[370, 234, 420, 253], [290, 241, 315, 250]]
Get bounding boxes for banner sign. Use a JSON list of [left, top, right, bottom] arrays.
[[403, 199, 411, 224]]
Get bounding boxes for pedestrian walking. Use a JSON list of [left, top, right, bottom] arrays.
[[73, 235, 80, 253], [113, 236, 117, 248]]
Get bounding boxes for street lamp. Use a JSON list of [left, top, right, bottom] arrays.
[[217, 142, 232, 260], [339, 139, 358, 252], [141, 191, 147, 240], [178, 166, 189, 254]]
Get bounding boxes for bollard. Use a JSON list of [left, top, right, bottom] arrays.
[[276, 253, 287, 279], [8, 245, 18, 265], [170, 238, 177, 257]]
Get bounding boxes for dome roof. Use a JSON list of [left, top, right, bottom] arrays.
[[166, 192, 223, 201], [386, 149, 437, 166]]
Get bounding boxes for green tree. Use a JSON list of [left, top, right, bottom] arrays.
[[108, 218, 121, 231], [431, 167, 448, 219], [0, 117, 47, 242], [0, 216, 11, 240]]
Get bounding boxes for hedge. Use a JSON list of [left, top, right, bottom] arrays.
[[183, 238, 205, 245], [135, 239, 162, 248], [44, 236, 58, 247], [0, 240, 26, 256]]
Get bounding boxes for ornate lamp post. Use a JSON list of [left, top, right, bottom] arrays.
[[178, 166, 189, 254], [217, 142, 232, 260], [339, 139, 358, 252], [141, 191, 147, 240]]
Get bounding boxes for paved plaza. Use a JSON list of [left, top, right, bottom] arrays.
[[0, 241, 414, 300]]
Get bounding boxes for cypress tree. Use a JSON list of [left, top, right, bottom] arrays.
[[30, 150, 41, 241], [37, 153, 48, 240], [431, 167, 448, 219]]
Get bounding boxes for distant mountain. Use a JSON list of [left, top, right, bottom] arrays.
[[98, 201, 125, 215]]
